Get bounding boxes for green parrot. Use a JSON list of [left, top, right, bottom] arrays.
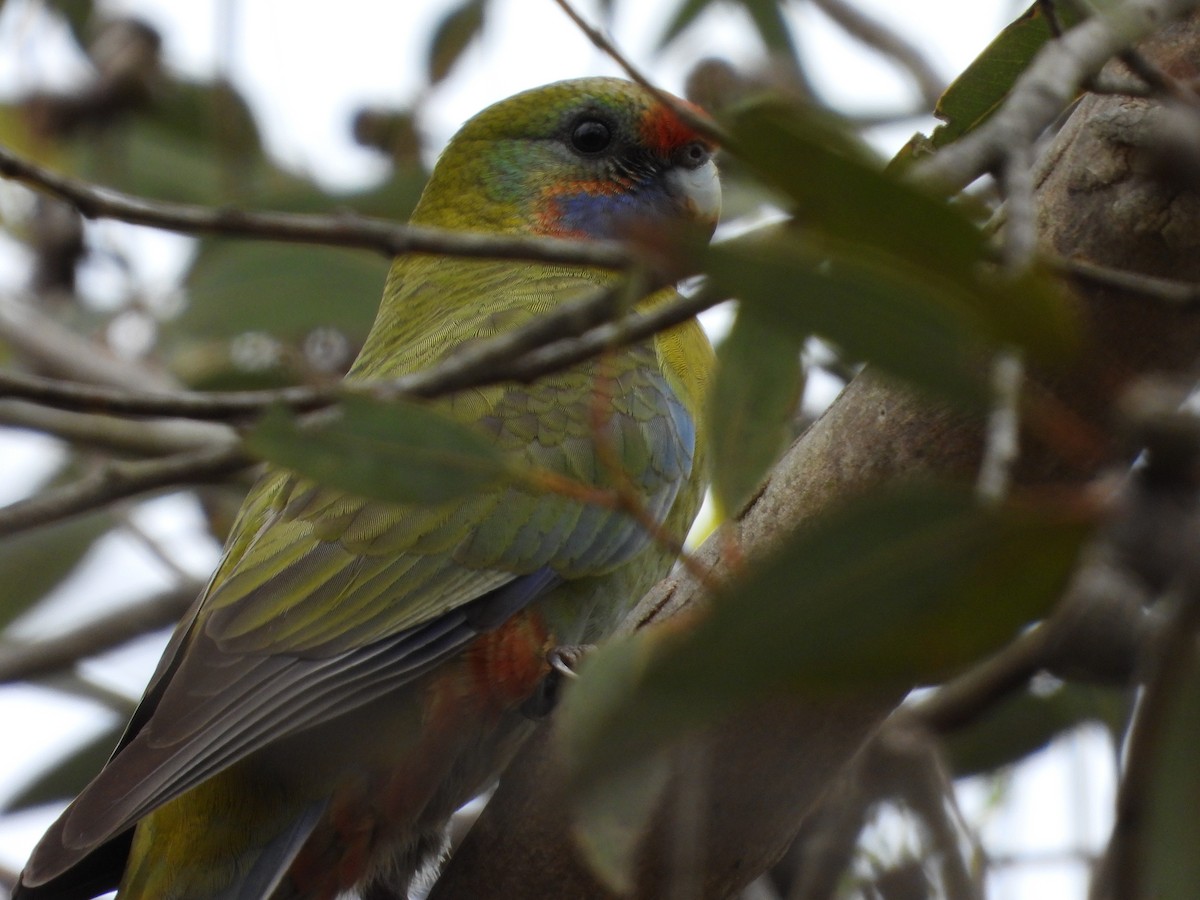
[[16, 76, 718, 900]]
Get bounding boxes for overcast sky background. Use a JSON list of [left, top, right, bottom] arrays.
[[0, 1, 1115, 897]]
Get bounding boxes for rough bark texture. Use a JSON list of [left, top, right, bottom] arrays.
[[430, 16, 1200, 899]]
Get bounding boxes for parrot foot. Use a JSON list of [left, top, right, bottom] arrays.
[[520, 644, 597, 720], [547, 643, 595, 680]]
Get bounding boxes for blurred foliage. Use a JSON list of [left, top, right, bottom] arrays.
[[0, 1, 1179, 897]]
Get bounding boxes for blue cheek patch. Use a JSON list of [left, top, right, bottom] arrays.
[[552, 185, 677, 239]]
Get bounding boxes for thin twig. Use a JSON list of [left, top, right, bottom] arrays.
[[976, 351, 1025, 505], [0, 443, 250, 538], [1052, 256, 1200, 304], [549, 0, 731, 150], [0, 142, 635, 270], [0, 287, 721, 421], [809, 0, 945, 109]]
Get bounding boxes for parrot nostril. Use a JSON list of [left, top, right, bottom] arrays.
[[675, 141, 711, 170]]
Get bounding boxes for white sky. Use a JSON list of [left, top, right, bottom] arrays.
[[0, 2, 1113, 898]]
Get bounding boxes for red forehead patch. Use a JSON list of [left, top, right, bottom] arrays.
[[639, 100, 711, 156]]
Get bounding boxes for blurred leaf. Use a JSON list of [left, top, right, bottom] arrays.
[[180, 242, 388, 339], [0, 510, 111, 632], [571, 634, 673, 892], [739, 0, 799, 61], [1146, 640, 1200, 900], [716, 99, 1077, 394], [944, 683, 1128, 777], [660, 0, 797, 62], [427, 0, 487, 85], [562, 484, 1091, 789], [658, 0, 717, 49], [706, 232, 989, 405], [709, 303, 803, 516], [70, 79, 268, 205], [3, 720, 122, 812], [45, 0, 95, 46], [246, 395, 512, 505]]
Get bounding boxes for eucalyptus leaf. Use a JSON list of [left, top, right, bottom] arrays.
[[1145, 641, 1200, 900], [709, 303, 804, 516], [0, 510, 112, 632], [3, 720, 122, 812], [245, 396, 512, 505], [562, 483, 1090, 789], [427, 0, 488, 85]]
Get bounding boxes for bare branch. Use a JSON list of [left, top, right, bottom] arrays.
[[0, 443, 249, 538], [549, 0, 730, 149], [0, 287, 721, 421], [0, 582, 199, 684], [0, 399, 233, 455], [809, 0, 945, 109], [1052, 256, 1200, 305], [0, 143, 634, 269]]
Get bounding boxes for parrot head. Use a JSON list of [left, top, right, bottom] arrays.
[[411, 76, 721, 241]]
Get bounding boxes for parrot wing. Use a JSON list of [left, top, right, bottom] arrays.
[[25, 336, 698, 884]]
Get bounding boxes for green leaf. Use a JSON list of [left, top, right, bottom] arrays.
[[944, 683, 1129, 777], [709, 303, 803, 516], [427, 0, 487, 85], [3, 720, 122, 812], [0, 509, 112, 632], [706, 232, 990, 405], [1146, 642, 1200, 899], [715, 99, 1077, 395], [562, 483, 1090, 790], [929, 2, 1088, 149], [570, 634, 672, 893], [180, 242, 388, 339], [658, 0, 718, 49], [739, 0, 799, 61], [245, 395, 512, 505]]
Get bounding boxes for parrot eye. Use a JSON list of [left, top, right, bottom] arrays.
[[674, 140, 711, 170], [570, 118, 613, 155]]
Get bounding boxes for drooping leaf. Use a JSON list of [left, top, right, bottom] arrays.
[[570, 629, 674, 893], [562, 483, 1091, 789], [1145, 640, 1200, 900], [427, 0, 487, 85], [180, 242, 388, 339], [0, 509, 112, 632], [739, 0, 800, 62], [944, 683, 1129, 777], [714, 98, 1076, 395], [658, 0, 719, 49], [706, 231, 989, 405], [708, 302, 803, 516], [245, 395, 512, 505], [3, 720, 123, 812]]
